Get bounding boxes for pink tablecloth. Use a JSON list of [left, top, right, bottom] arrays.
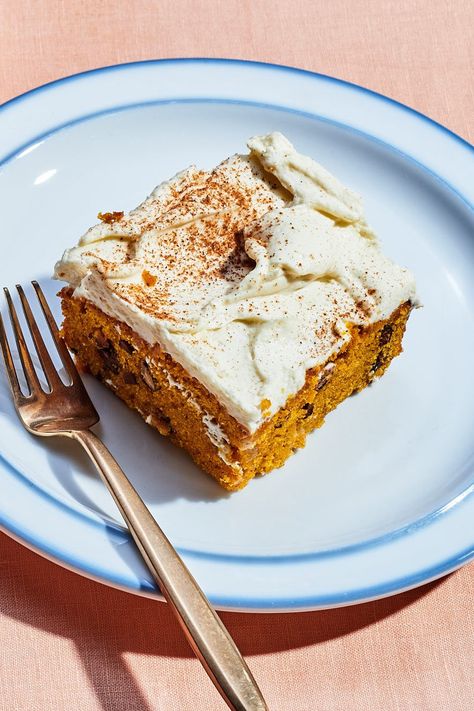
[[0, 2, 473, 709]]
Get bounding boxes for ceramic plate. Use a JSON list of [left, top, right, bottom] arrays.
[[1, 59, 473, 612]]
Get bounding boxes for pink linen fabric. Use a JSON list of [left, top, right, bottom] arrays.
[[0, 1, 473, 709]]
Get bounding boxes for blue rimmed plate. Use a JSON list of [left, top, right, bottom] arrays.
[[0, 59, 473, 611]]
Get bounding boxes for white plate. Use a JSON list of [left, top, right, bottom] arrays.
[[0, 59, 473, 612]]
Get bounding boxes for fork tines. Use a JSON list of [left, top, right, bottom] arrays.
[[0, 281, 77, 398]]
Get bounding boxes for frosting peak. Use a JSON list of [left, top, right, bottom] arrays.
[[248, 132, 374, 236]]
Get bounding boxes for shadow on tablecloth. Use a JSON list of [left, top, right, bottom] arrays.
[[0, 533, 448, 711]]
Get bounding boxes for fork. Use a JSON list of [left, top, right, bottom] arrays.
[[0, 281, 268, 711]]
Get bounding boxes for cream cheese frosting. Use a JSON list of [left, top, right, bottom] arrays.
[[55, 132, 416, 432]]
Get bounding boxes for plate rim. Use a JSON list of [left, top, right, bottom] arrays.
[[1, 57, 473, 612], [1, 57, 473, 151]]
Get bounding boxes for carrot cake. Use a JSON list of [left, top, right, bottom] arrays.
[[54, 132, 417, 491]]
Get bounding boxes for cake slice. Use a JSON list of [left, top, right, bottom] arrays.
[[55, 132, 416, 491]]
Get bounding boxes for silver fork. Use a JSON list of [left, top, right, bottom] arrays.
[[0, 281, 268, 711]]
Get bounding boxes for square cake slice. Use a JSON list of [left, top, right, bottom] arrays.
[[55, 132, 416, 491]]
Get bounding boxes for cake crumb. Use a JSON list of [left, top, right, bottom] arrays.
[[98, 211, 124, 224], [142, 270, 157, 287]]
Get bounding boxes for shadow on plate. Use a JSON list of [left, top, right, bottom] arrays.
[[41, 409, 229, 516]]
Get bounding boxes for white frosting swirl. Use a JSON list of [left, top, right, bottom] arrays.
[[55, 133, 417, 432]]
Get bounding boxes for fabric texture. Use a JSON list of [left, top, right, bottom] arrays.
[[0, 1, 473, 709]]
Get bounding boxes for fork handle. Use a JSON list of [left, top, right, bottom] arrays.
[[71, 429, 267, 711]]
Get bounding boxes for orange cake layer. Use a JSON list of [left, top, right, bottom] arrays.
[[60, 289, 412, 491]]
